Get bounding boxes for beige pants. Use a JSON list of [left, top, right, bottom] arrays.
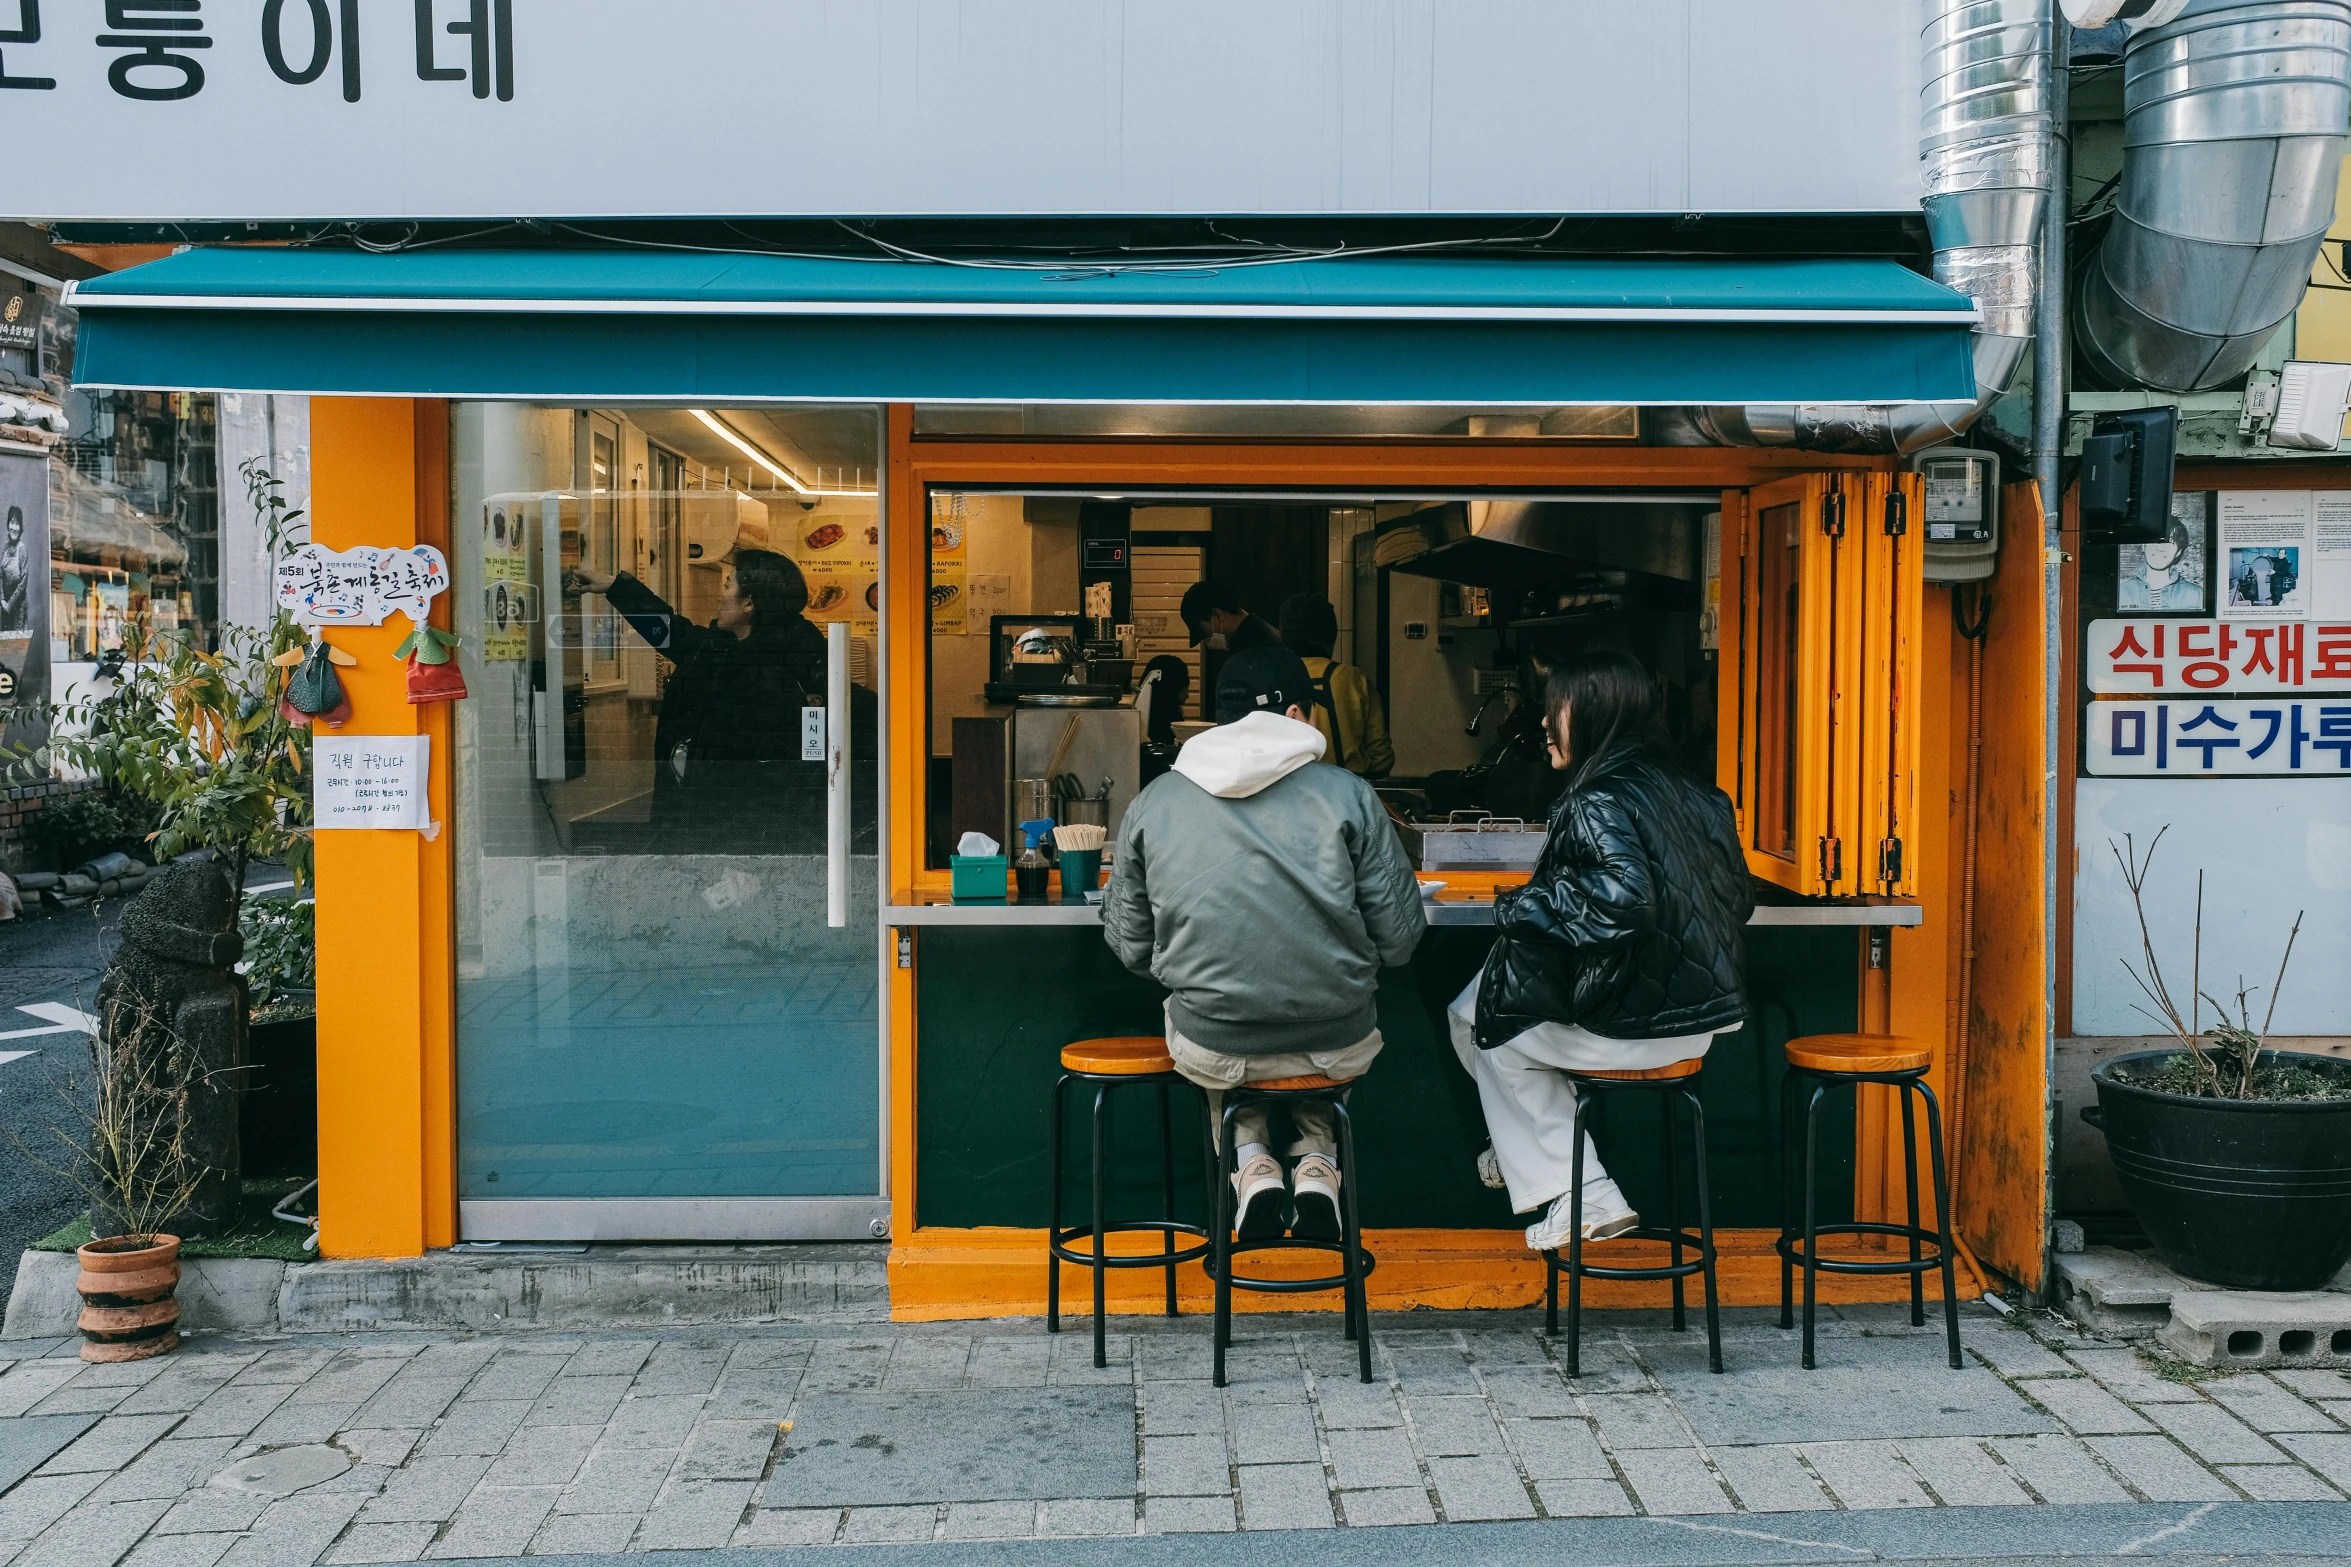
[[1164, 1004, 1383, 1160]]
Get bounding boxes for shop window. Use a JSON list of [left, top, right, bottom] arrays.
[[51, 389, 219, 659], [1719, 470, 1922, 897]]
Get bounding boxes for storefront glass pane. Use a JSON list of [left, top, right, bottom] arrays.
[[449, 404, 882, 1215]]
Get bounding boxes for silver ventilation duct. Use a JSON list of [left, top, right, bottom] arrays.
[[1694, 0, 2052, 454], [2076, 0, 2351, 392]]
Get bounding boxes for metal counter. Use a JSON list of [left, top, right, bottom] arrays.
[[887, 894, 1923, 927]]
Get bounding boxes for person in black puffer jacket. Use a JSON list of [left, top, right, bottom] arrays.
[[1444, 649, 1753, 1254]]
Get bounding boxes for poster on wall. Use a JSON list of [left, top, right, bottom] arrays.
[[479, 500, 529, 662], [2318, 492, 2351, 619], [0, 450, 49, 751], [2115, 491, 2213, 613], [2219, 492, 2316, 619], [2085, 698, 2351, 775]]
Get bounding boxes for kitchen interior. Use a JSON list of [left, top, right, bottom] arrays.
[[926, 487, 1722, 889]]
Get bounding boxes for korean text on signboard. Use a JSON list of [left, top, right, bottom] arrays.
[[2086, 619, 2351, 694], [274, 543, 448, 626], [2086, 700, 2351, 776]]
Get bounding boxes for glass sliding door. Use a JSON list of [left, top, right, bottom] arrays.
[[448, 404, 886, 1240]]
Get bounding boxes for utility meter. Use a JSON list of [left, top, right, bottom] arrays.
[[1911, 447, 2000, 584]]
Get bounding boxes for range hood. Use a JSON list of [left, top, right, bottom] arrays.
[[1376, 499, 1709, 589]]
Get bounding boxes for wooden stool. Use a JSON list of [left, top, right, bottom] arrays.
[[1049, 1037, 1212, 1369], [1547, 1058, 1722, 1376], [1204, 1075, 1375, 1387], [1777, 1033, 1961, 1370]]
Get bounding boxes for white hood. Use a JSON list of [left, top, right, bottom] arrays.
[[1171, 710, 1328, 799]]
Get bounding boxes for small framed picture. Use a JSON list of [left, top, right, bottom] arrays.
[[2114, 491, 2213, 614]]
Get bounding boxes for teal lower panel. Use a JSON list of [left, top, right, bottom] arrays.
[[914, 927, 1856, 1232]]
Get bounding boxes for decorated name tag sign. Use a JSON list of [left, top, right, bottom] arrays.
[[2087, 619, 2351, 693], [2086, 700, 2351, 775], [275, 545, 450, 626], [313, 736, 434, 830]]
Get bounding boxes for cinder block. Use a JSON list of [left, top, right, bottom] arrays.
[[2053, 1249, 2176, 1341], [2158, 1290, 2351, 1371]]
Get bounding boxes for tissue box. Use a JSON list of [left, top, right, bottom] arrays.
[[950, 854, 1009, 901]]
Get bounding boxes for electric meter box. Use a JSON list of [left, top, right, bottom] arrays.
[[1911, 447, 2000, 584]]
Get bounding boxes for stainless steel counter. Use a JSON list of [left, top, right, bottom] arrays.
[[887, 896, 1923, 928]]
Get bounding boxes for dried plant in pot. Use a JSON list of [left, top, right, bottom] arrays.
[[2085, 829, 2351, 1292]]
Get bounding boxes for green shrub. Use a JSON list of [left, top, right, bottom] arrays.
[[239, 897, 315, 1014]]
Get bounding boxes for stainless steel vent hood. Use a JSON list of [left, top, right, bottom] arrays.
[[1376, 499, 1709, 589]]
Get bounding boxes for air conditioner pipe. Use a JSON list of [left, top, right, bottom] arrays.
[[2075, 0, 2351, 392]]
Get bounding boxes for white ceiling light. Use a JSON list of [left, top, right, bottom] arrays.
[[688, 408, 812, 495]]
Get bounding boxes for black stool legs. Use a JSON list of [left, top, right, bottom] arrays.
[[1047, 1071, 1211, 1368], [1777, 1066, 1962, 1370]]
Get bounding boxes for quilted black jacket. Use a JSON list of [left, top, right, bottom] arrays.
[[1474, 746, 1754, 1049]]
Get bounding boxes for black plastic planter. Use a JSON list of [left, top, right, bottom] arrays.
[[2086, 1051, 2351, 1290]]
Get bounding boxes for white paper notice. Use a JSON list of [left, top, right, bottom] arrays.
[[2317, 492, 2351, 618], [2218, 491, 2316, 619], [314, 736, 433, 830]]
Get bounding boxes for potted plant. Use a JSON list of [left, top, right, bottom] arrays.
[[2085, 829, 2351, 1290]]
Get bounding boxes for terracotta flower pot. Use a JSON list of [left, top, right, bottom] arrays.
[[75, 1234, 181, 1363]]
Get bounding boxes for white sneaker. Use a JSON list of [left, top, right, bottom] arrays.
[[1233, 1153, 1287, 1241], [1291, 1155, 1341, 1241], [1524, 1192, 1640, 1253], [1475, 1144, 1506, 1190]]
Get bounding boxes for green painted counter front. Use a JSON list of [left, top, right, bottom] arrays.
[[913, 927, 1858, 1233]]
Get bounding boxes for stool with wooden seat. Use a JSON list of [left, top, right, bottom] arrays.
[[1548, 1057, 1722, 1376], [1049, 1037, 1213, 1369], [1777, 1033, 1961, 1370], [1205, 1075, 1375, 1387]]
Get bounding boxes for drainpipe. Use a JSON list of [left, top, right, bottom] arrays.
[[2033, 3, 2072, 1307]]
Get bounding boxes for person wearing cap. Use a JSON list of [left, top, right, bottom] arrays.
[[1102, 645, 1426, 1242], [1179, 580, 1280, 654], [1277, 592, 1394, 780]]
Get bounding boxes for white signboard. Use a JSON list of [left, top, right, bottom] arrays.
[[2086, 619, 2351, 694], [4, 2, 1918, 222], [274, 544, 449, 626], [314, 735, 432, 830], [2086, 700, 2351, 776]]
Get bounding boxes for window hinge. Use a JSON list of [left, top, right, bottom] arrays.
[[896, 929, 914, 969], [1822, 490, 1847, 539], [1818, 836, 1843, 886], [1884, 491, 1907, 537], [1878, 837, 1903, 886]]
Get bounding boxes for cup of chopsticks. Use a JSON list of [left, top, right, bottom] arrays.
[[1051, 822, 1107, 896]]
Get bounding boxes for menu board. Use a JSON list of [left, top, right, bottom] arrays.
[[783, 508, 878, 643], [479, 500, 530, 661]]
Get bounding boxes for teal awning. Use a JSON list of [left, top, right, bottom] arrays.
[[69, 248, 1979, 406]]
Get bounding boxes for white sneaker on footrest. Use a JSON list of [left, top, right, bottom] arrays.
[[1525, 1192, 1639, 1253], [1233, 1153, 1287, 1242], [1290, 1155, 1342, 1241]]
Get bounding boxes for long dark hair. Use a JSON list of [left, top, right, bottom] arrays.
[[1541, 649, 1665, 786], [730, 548, 808, 625]]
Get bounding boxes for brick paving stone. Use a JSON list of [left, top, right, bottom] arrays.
[[600, 1394, 703, 1452], [228, 1350, 340, 1387], [217, 1494, 367, 1567], [350, 1379, 466, 1432], [426, 1484, 560, 1559], [461, 1354, 568, 1406], [2064, 1347, 2201, 1403], [1582, 1393, 1690, 1451], [2086, 1435, 2238, 1501], [704, 1370, 799, 1423], [0, 1476, 104, 1540], [13, 1498, 170, 1567], [478, 1425, 599, 1489], [1503, 1417, 1611, 1480], [634, 1344, 732, 1399], [2278, 1431, 2351, 1489], [25, 1381, 139, 1416], [286, 1359, 402, 1409], [117, 1363, 254, 1418], [358, 1457, 493, 1524], [841, 1504, 938, 1543], [1959, 1326, 2075, 1380], [1142, 1434, 1229, 1495], [320, 1523, 436, 1564], [517, 1376, 626, 1429], [122, 1536, 238, 1567], [553, 1449, 676, 1514], [1143, 1495, 1234, 1534], [1710, 1445, 1833, 1512], [1237, 1463, 1333, 1530], [1325, 1427, 1420, 1491], [404, 1345, 500, 1382], [155, 1493, 268, 1536], [246, 1399, 368, 1448], [2270, 1370, 2351, 1400], [2220, 1462, 2340, 1501], [556, 1341, 652, 1379], [1334, 1487, 1435, 1527], [1406, 1395, 1502, 1457], [52, 1360, 166, 1389], [726, 1340, 811, 1374], [1534, 1478, 1637, 1517], [174, 1385, 295, 1442], [678, 1418, 779, 1482], [804, 1341, 895, 1394], [1461, 1330, 1552, 1368], [882, 1338, 972, 1391], [313, 1462, 393, 1498], [940, 1500, 1038, 1539], [636, 1477, 755, 1550], [1048, 1333, 1135, 1387], [1228, 1400, 1317, 1465], [1039, 1498, 1135, 1537], [1387, 1355, 1481, 1398], [1612, 1448, 1730, 1515], [416, 1400, 532, 1459], [1801, 1441, 1933, 1509], [1552, 1339, 1652, 1395], [1900, 1437, 2033, 1506], [734, 1508, 841, 1547], [2206, 1375, 2343, 1432], [966, 1339, 1051, 1388], [2141, 1399, 2285, 1464], [1139, 1383, 1223, 1437], [334, 1432, 421, 1470], [1480, 1366, 1578, 1418], [1989, 1434, 2133, 1503], [1310, 1378, 1400, 1431], [1427, 1455, 1536, 1521], [89, 1438, 237, 1503], [523, 1513, 637, 1556], [2023, 1376, 2154, 1435]]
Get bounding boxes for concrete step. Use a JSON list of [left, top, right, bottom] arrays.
[[2054, 1246, 2351, 1369], [2, 1242, 890, 1338]]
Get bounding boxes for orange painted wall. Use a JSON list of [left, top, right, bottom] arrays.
[[310, 398, 455, 1258]]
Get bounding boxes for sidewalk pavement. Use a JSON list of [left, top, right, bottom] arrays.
[[0, 1301, 2344, 1565]]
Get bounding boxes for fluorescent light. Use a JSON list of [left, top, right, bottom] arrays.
[[688, 409, 811, 494]]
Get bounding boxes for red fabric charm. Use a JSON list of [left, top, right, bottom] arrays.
[[406, 657, 469, 704]]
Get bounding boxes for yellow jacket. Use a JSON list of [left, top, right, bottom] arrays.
[[1301, 656, 1394, 780]]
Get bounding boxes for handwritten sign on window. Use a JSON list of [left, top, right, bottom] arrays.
[[313, 735, 432, 829], [274, 544, 449, 626]]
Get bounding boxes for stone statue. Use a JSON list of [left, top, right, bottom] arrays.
[[92, 860, 247, 1239]]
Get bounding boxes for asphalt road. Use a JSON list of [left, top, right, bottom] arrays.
[[0, 895, 114, 1303]]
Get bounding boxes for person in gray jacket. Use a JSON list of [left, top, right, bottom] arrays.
[[1103, 645, 1426, 1241]]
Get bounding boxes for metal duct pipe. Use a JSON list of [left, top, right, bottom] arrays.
[[2076, 0, 2351, 391], [1694, 0, 2051, 453]]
